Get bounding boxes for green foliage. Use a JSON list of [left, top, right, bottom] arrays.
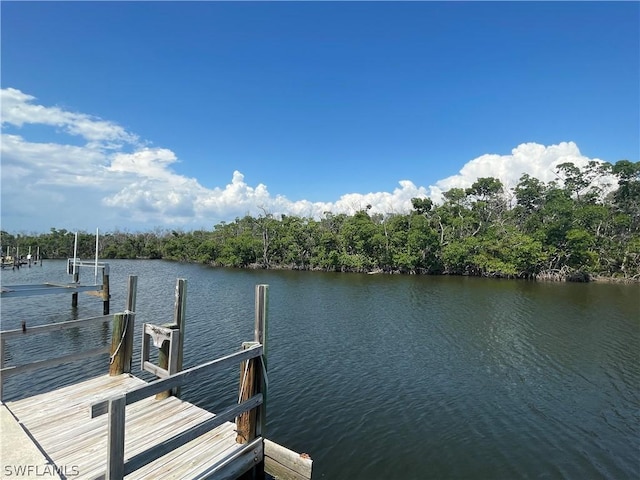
[[6, 161, 639, 280]]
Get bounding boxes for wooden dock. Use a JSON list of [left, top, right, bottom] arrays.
[[0, 277, 312, 480], [3, 374, 261, 479], [1, 258, 111, 313]]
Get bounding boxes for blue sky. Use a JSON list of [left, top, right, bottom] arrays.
[[1, 1, 638, 233]]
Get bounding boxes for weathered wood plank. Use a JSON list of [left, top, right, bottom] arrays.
[[123, 393, 262, 475], [236, 342, 260, 444], [106, 395, 126, 480], [141, 361, 170, 379], [41, 398, 162, 456], [7, 374, 250, 480], [8, 375, 142, 419], [125, 422, 238, 479], [264, 439, 313, 480], [199, 437, 264, 480]]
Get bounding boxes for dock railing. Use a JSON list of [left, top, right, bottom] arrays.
[[90, 344, 266, 480], [1, 259, 112, 314], [0, 314, 114, 401], [89, 284, 271, 480], [0, 280, 309, 479], [0, 276, 138, 401]]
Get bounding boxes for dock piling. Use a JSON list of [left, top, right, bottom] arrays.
[[109, 276, 137, 376], [109, 313, 132, 376], [71, 270, 80, 308], [103, 267, 111, 315], [122, 275, 137, 372]]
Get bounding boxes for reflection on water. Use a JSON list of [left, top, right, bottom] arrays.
[[1, 261, 638, 479]]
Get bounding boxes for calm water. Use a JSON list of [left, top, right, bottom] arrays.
[[1, 260, 639, 479]]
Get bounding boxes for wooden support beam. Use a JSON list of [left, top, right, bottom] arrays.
[[155, 336, 173, 400], [264, 439, 313, 480], [236, 342, 260, 444], [174, 278, 187, 375], [106, 395, 126, 480], [255, 284, 268, 439], [156, 278, 186, 400], [125, 275, 137, 313], [236, 284, 269, 480]]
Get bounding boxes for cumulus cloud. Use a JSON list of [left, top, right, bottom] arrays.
[[108, 148, 181, 180], [428, 142, 611, 202], [190, 173, 428, 220], [0, 87, 619, 232]]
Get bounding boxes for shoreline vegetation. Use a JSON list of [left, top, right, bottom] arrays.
[[2, 161, 639, 283]]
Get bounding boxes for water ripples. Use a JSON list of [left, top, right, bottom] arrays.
[[2, 262, 638, 479]]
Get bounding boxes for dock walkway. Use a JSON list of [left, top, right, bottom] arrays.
[[3, 374, 253, 479]]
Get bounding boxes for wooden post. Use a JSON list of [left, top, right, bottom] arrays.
[[236, 341, 260, 444], [71, 270, 80, 308], [254, 284, 268, 438], [238, 284, 269, 440], [121, 276, 137, 373], [102, 267, 111, 315], [109, 313, 133, 375], [106, 395, 126, 480], [155, 338, 173, 401], [173, 278, 187, 378], [236, 284, 268, 479], [156, 278, 186, 400]]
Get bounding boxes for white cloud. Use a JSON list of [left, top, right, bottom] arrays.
[[1, 134, 109, 187], [1, 87, 139, 146], [0, 87, 621, 232], [427, 142, 613, 203], [108, 148, 181, 180]]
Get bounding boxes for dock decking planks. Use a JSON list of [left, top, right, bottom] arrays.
[[4, 374, 250, 479]]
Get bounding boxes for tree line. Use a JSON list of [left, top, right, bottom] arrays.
[[2, 160, 638, 281]]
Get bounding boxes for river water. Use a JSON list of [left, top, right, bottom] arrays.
[[1, 260, 638, 479]]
